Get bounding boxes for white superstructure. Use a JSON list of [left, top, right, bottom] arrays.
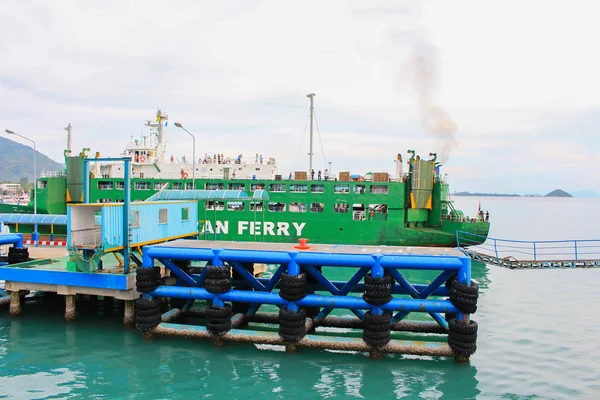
[[91, 109, 279, 181]]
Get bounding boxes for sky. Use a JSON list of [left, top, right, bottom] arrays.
[[1, 0, 598, 195]]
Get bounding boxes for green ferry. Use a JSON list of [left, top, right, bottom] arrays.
[[1, 100, 489, 247]]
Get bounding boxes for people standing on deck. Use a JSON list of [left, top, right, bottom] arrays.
[[485, 211, 489, 222], [259, 154, 263, 164], [318, 170, 322, 180], [289, 172, 292, 180], [324, 169, 329, 181], [311, 169, 315, 180], [255, 153, 259, 163], [237, 154, 242, 164]]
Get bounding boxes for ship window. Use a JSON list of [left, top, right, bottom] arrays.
[[159, 208, 168, 224], [310, 184, 324, 193], [227, 201, 244, 211], [154, 182, 169, 190], [370, 185, 389, 194], [250, 183, 265, 192], [228, 183, 245, 190], [206, 182, 225, 190], [116, 199, 124, 203], [310, 202, 324, 213], [181, 207, 189, 221], [38, 180, 47, 189], [98, 198, 112, 203], [352, 204, 366, 221], [250, 202, 263, 211], [185, 182, 193, 190], [334, 203, 349, 213], [334, 184, 350, 194], [268, 202, 286, 212], [116, 182, 125, 190], [98, 181, 113, 190], [368, 204, 388, 220], [268, 184, 286, 192], [289, 184, 308, 193], [131, 210, 140, 228], [206, 201, 224, 211], [289, 202, 307, 213], [172, 182, 183, 190], [134, 182, 151, 190], [354, 185, 366, 194]]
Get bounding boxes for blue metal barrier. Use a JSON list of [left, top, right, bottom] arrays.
[[456, 231, 600, 262], [141, 241, 472, 329]]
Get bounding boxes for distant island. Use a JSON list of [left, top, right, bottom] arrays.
[[453, 192, 527, 197], [545, 189, 572, 198], [454, 189, 573, 198]]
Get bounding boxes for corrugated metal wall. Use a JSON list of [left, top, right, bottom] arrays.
[[101, 201, 198, 249]]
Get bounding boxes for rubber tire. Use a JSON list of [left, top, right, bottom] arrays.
[[279, 307, 307, 321], [136, 320, 160, 331], [363, 295, 392, 306], [363, 330, 391, 341], [448, 337, 477, 355], [449, 330, 477, 343], [448, 318, 478, 335], [206, 266, 231, 280], [447, 276, 479, 296], [136, 306, 161, 317], [279, 318, 306, 329], [279, 325, 306, 336], [207, 320, 231, 334], [136, 314, 161, 325], [206, 305, 232, 319], [280, 272, 307, 288], [9, 247, 28, 254], [279, 291, 307, 302], [135, 298, 161, 311], [363, 336, 391, 347]]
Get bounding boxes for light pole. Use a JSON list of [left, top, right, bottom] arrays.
[[174, 122, 195, 190], [5, 129, 36, 215]]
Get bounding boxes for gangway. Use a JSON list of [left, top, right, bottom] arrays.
[[456, 231, 600, 269]]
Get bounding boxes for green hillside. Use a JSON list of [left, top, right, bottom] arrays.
[[0, 137, 64, 183]]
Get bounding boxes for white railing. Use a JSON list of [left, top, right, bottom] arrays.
[[40, 170, 67, 178], [71, 228, 102, 249]]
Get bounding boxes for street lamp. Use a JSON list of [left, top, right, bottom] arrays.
[[174, 122, 196, 190], [5, 129, 36, 215]]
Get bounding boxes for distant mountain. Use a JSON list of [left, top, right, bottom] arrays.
[[545, 189, 572, 198], [570, 189, 600, 198], [0, 137, 64, 183]]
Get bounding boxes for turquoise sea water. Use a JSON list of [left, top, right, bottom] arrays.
[[1, 197, 599, 399]]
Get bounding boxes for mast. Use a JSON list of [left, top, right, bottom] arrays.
[[145, 108, 168, 163], [307, 93, 315, 174], [65, 123, 72, 153]]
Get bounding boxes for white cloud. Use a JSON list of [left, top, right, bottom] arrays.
[[0, 0, 598, 193]]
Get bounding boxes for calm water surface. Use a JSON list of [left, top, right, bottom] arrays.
[[1, 197, 599, 399]]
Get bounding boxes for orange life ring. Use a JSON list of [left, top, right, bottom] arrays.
[[358, 176, 364, 182], [140, 156, 146, 162], [182, 172, 188, 179]]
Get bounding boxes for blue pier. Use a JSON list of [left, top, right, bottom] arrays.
[[139, 240, 477, 359]]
